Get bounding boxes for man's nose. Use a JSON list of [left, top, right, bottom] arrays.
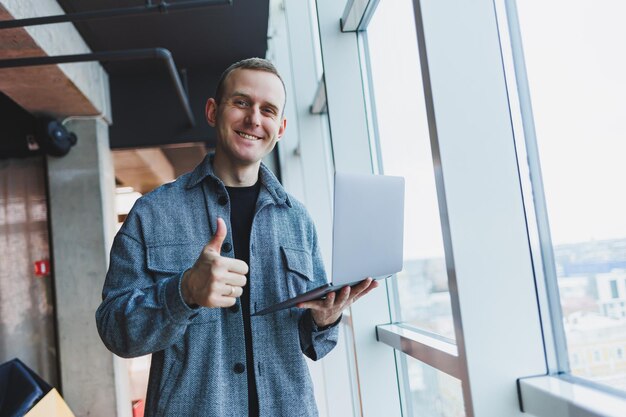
[[245, 107, 262, 126]]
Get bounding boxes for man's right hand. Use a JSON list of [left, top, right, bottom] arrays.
[[182, 217, 248, 308]]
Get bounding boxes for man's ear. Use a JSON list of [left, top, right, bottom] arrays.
[[206, 98, 218, 127], [276, 117, 287, 141]]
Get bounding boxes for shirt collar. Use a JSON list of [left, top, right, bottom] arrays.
[[186, 153, 292, 208]]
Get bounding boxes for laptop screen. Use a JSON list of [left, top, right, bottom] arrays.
[[331, 172, 405, 285]]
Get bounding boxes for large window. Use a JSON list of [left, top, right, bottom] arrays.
[[511, 0, 626, 392], [362, 1, 465, 416], [364, 0, 454, 341]]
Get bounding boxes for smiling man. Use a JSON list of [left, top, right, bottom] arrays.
[[96, 58, 377, 417]]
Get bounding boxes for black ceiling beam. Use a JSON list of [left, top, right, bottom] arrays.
[[0, 48, 196, 127], [0, 0, 232, 30]]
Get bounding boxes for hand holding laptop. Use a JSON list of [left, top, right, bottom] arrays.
[[297, 277, 379, 327]]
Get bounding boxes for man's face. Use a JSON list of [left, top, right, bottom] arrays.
[[206, 68, 287, 167]]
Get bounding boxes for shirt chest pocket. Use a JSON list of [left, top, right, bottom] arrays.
[[147, 243, 220, 323], [281, 246, 315, 298]]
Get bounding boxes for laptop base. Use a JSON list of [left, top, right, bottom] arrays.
[[252, 277, 389, 316]]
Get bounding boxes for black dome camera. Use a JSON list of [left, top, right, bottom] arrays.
[[35, 117, 78, 157]]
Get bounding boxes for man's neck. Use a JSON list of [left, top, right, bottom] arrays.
[[213, 152, 260, 187]]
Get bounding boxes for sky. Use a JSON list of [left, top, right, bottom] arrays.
[[517, 1, 626, 245], [366, 0, 626, 258]]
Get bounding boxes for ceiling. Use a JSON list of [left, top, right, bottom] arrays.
[[56, 0, 269, 77], [59, 0, 269, 190], [53, 0, 270, 149]]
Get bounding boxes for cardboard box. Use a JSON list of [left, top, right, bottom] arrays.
[[25, 388, 75, 417]]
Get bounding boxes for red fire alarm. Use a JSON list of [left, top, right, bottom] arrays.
[[34, 260, 51, 276]]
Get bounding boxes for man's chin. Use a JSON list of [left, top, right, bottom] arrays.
[[216, 142, 275, 166], [228, 151, 264, 166]]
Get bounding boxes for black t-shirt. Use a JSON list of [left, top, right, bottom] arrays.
[[225, 181, 261, 417]]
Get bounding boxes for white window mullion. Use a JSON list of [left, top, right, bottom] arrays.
[[413, 0, 547, 415]]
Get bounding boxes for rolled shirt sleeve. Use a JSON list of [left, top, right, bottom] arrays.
[[297, 220, 340, 361], [298, 309, 341, 360]]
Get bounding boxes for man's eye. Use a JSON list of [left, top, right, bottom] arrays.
[[235, 99, 249, 107], [263, 107, 277, 115]]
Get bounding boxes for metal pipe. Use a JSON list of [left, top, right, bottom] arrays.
[[0, 0, 232, 30], [157, 49, 196, 127], [0, 48, 196, 127]]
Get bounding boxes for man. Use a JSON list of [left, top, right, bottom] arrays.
[[96, 58, 377, 417]]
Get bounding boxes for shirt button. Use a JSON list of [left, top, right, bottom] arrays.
[[218, 195, 228, 206], [229, 303, 239, 313], [233, 363, 245, 374], [222, 242, 232, 253]]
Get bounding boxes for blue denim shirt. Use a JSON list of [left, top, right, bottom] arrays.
[[96, 155, 339, 416]]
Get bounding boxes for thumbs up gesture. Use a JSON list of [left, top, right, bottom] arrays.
[[181, 218, 248, 308]]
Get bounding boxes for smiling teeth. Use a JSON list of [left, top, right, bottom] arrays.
[[238, 132, 260, 140]]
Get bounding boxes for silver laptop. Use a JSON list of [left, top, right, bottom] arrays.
[[252, 172, 405, 316]]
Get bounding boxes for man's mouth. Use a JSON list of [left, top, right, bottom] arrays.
[[236, 131, 262, 141]]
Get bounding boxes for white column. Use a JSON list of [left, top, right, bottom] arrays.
[[47, 118, 131, 417], [414, 0, 546, 415]]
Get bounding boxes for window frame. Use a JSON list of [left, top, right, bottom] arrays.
[[365, 0, 547, 415], [318, 0, 548, 415]]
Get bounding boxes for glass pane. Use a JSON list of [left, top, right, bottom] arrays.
[[400, 354, 465, 417], [365, 0, 454, 339], [516, 1, 626, 390]]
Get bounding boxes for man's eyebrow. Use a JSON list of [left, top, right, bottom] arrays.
[[230, 91, 250, 100]]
